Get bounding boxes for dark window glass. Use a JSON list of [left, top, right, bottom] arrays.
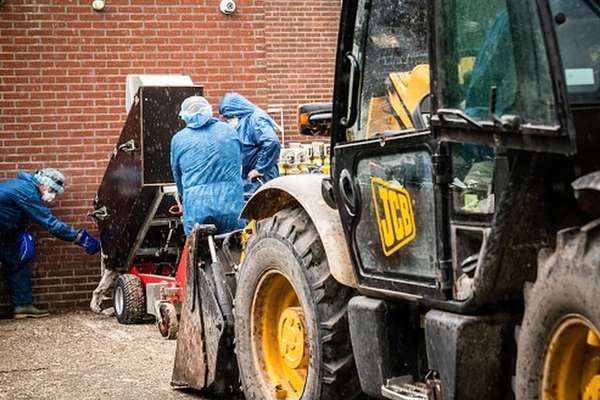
[[355, 151, 437, 279], [450, 144, 496, 214], [550, 0, 600, 103], [347, 0, 430, 142], [436, 0, 557, 125]]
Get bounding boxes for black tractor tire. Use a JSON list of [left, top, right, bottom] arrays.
[[113, 273, 146, 324], [234, 207, 361, 400], [515, 220, 600, 399]]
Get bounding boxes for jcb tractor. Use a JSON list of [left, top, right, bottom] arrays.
[[171, 0, 600, 399]]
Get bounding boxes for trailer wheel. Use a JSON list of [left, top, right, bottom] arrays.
[[235, 207, 360, 400], [515, 221, 600, 399], [157, 301, 179, 339], [113, 273, 146, 324]]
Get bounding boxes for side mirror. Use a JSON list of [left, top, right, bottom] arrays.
[[298, 103, 332, 136]]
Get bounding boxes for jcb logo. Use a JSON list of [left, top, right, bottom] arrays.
[[371, 177, 416, 256]]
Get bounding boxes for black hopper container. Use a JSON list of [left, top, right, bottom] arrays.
[[91, 86, 203, 272]]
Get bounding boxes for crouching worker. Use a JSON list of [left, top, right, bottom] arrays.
[[0, 168, 100, 319], [171, 96, 246, 235]]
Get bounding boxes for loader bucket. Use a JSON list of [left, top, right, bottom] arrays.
[[171, 227, 235, 393], [171, 230, 208, 389]]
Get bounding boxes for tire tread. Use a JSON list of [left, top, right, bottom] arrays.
[[237, 207, 361, 400], [114, 273, 145, 324], [515, 218, 600, 399]]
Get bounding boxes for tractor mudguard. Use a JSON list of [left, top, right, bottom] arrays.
[[171, 227, 236, 393], [241, 174, 357, 288], [572, 171, 600, 216]]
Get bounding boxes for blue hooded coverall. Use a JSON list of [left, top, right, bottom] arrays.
[[464, 10, 516, 119], [0, 172, 78, 307], [170, 118, 246, 236], [219, 93, 281, 193]]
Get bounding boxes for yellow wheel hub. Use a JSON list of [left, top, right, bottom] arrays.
[[543, 315, 600, 400], [252, 270, 308, 400], [278, 307, 307, 370]]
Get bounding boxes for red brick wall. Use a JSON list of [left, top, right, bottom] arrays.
[[265, 0, 339, 143], [0, 0, 339, 315]]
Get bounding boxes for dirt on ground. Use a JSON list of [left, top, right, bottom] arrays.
[[0, 311, 208, 400]]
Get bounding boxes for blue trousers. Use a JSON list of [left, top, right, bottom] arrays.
[[0, 238, 33, 307]]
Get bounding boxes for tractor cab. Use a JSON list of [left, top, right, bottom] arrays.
[[328, 1, 600, 395], [330, 0, 600, 307]]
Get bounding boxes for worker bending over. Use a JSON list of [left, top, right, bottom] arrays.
[[0, 168, 100, 319], [170, 96, 246, 235], [219, 93, 281, 193]]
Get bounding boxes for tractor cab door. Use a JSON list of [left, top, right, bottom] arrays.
[[331, 0, 449, 299], [430, 0, 578, 155]]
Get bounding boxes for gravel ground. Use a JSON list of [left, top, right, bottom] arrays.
[[0, 311, 208, 400]]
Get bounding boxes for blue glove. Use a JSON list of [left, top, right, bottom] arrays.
[[17, 231, 36, 266], [75, 229, 101, 255]]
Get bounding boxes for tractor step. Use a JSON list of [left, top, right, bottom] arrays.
[[381, 376, 430, 400]]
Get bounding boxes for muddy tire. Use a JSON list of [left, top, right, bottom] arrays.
[[113, 273, 146, 324], [515, 220, 600, 399], [235, 207, 361, 400]]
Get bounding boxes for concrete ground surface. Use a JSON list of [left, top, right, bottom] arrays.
[[0, 311, 208, 400]]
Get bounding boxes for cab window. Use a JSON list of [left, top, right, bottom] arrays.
[[550, 0, 600, 103], [355, 150, 438, 279], [450, 144, 496, 214], [347, 0, 430, 142], [436, 0, 557, 125]]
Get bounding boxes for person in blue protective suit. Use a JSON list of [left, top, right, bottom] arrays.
[[464, 10, 516, 119], [219, 93, 281, 193], [0, 168, 100, 319], [170, 96, 246, 236]]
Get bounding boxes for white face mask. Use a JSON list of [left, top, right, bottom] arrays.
[[227, 117, 239, 129], [41, 190, 56, 203]]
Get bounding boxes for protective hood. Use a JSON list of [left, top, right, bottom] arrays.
[[219, 93, 278, 137], [17, 171, 37, 185], [219, 93, 258, 118]]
